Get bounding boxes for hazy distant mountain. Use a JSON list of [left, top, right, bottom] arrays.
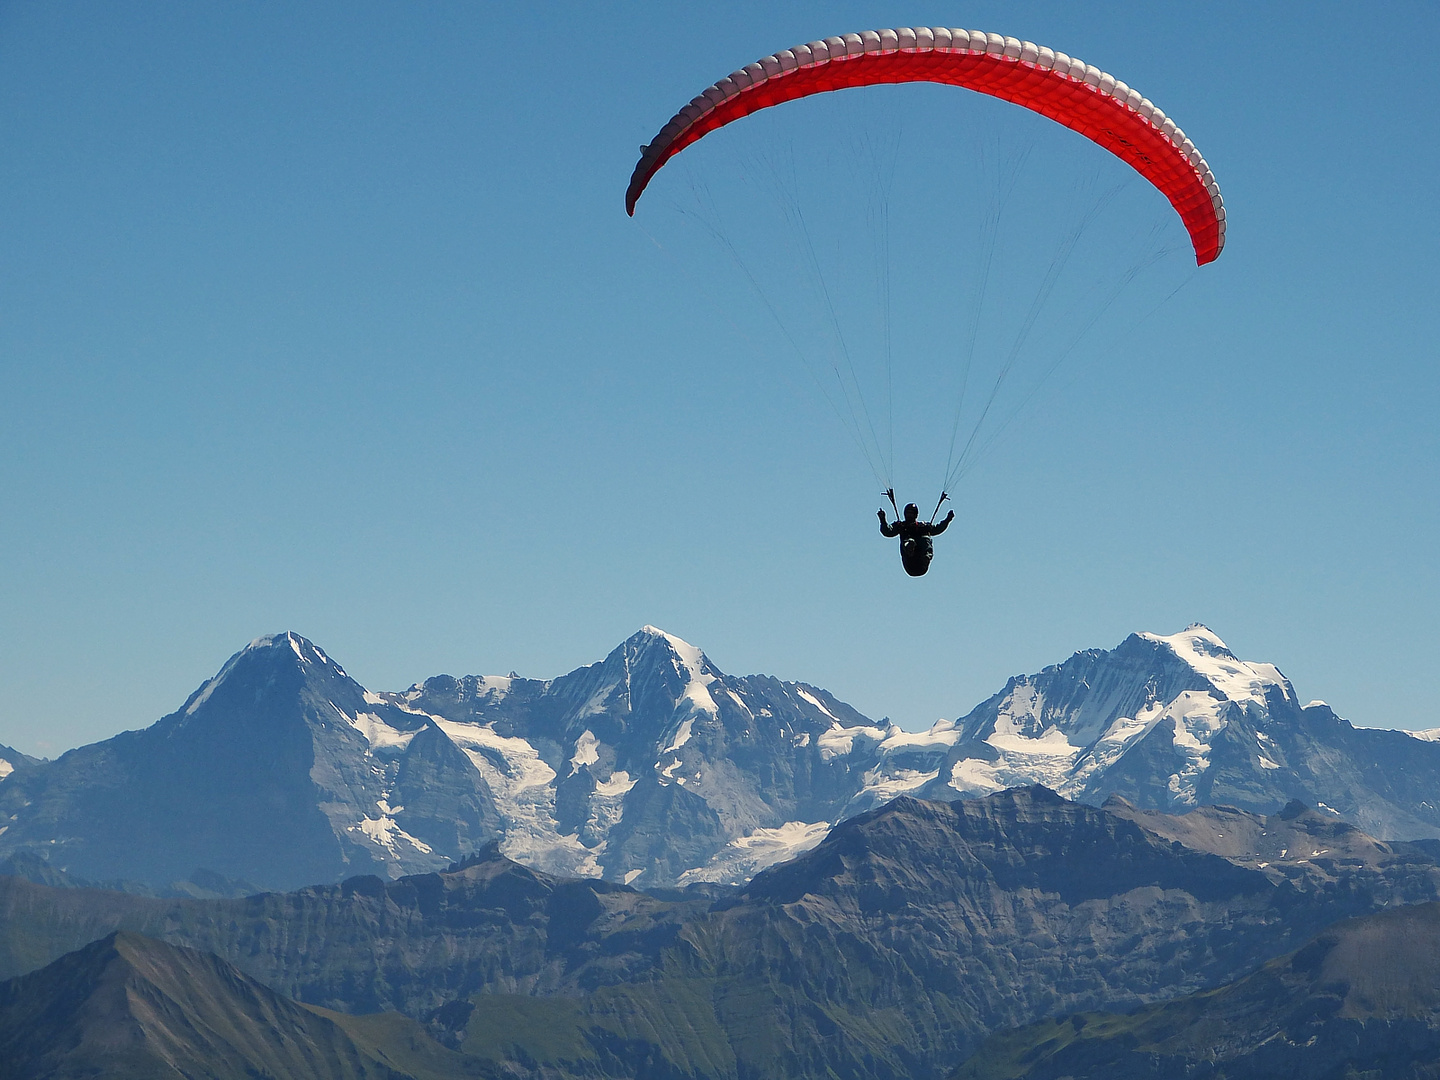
[[1103, 793, 1440, 899], [953, 901, 1440, 1080], [3, 788, 1439, 1079], [0, 849, 265, 900], [0, 742, 40, 783], [2, 623, 1438, 891]]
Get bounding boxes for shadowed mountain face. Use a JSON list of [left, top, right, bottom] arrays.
[[0, 931, 402, 1080], [3, 624, 1440, 893], [3, 788, 1439, 1080], [953, 902, 1440, 1080]]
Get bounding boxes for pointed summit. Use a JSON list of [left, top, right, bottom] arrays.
[[395, 624, 887, 887], [0, 632, 500, 890], [636, 624, 696, 646], [543, 626, 726, 749], [178, 630, 350, 719], [618, 625, 715, 678], [619, 626, 720, 718]]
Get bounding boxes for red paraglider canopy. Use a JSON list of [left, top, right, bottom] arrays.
[[627, 28, 1225, 265]]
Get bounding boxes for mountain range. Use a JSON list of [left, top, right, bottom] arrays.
[[18, 906, 1440, 1080], [1, 624, 1438, 892], [3, 787, 1440, 1080]]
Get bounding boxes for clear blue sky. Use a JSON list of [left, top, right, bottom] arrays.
[[1, 2, 1435, 757]]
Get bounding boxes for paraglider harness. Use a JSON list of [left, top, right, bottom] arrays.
[[880, 490, 953, 577]]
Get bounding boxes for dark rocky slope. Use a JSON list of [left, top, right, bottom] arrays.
[[0, 931, 409, 1080], [952, 901, 1440, 1080]]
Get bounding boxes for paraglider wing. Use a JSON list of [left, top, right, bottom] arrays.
[[626, 28, 1225, 265]]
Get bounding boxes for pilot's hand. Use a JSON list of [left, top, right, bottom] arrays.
[[944, 510, 955, 523], [877, 509, 887, 520]]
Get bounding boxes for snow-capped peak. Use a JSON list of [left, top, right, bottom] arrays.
[[1139, 625, 1293, 707], [183, 632, 344, 716], [240, 631, 338, 669], [631, 626, 719, 716], [638, 625, 702, 664]]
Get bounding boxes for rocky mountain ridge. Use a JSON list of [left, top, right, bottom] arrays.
[[2, 623, 1438, 891], [0, 742, 39, 784], [953, 901, 1440, 1079]]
